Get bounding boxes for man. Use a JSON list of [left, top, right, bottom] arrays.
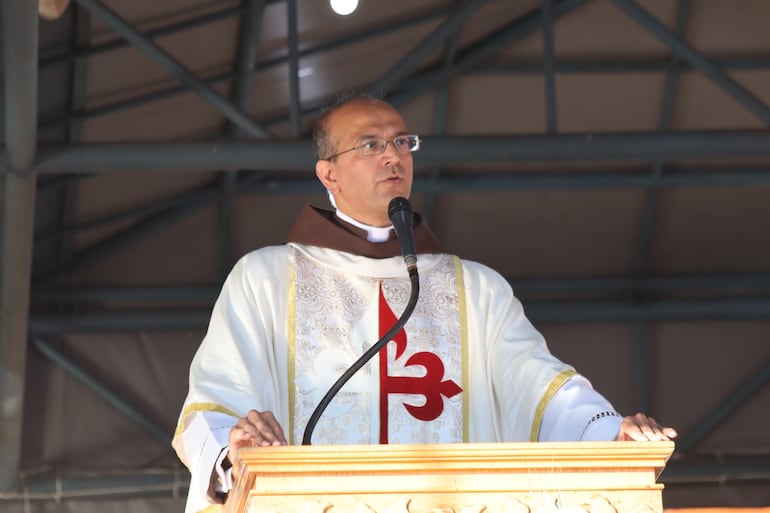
[[172, 95, 676, 513]]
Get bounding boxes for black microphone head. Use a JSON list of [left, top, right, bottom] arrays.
[[387, 196, 418, 274], [388, 196, 413, 221]]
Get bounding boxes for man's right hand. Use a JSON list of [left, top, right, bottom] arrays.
[[228, 410, 287, 480]]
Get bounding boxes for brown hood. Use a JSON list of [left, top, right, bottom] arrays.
[[286, 205, 444, 259]]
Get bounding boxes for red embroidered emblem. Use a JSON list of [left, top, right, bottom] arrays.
[[378, 284, 462, 443]]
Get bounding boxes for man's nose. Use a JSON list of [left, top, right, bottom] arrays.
[[381, 141, 402, 166]]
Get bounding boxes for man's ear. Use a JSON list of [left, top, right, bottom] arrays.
[[316, 159, 338, 192]]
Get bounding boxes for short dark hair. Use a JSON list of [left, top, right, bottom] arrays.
[[312, 91, 389, 161]]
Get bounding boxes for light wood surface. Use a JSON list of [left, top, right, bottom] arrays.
[[224, 442, 674, 513]]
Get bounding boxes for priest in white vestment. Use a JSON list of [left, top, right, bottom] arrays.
[[172, 95, 677, 513]]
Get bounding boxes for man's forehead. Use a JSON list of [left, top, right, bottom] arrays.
[[329, 102, 406, 137]]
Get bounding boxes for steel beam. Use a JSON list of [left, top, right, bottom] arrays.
[[33, 184, 224, 285], [2, 140, 312, 173], [3, 5, 38, 169], [29, 310, 212, 333], [0, 0, 39, 494], [424, 11, 461, 225], [217, 0, 266, 279], [39, 6, 449, 132], [23, 163, 770, 286], [633, 0, 688, 276], [31, 164, 770, 209], [511, 273, 770, 294], [72, 0, 271, 139], [29, 272, 770, 304], [542, 0, 557, 133], [481, 55, 770, 74], [629, 0, 690, 415], [25, 297, 770, 334], [0, 469, 189, 502], [368, 0, 489, 96], [675, 356, 770, 454], [661, 459, 770, 484], [24, 164, 770, 283], [31, 338, 170, 444], [412, 166, 770, 191], [4, 458, 770, 503], [286, 0, 300, 136], [388, 0, 588, 106], [39, 52, 770, 133], [40, 5, 246, 71], [525, 298, 770, 324], [0, 182, 37, 495], [33, 172, 269, 286], [35, 180, 211, 244], [632, 322, 649, 413], [611, 0, 770, 125], [4, 131, 770, 173]]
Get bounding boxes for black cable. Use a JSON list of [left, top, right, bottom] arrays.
[[301, 268, 420, 445]]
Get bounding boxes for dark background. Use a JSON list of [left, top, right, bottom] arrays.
[[1, 0, 769, 511]]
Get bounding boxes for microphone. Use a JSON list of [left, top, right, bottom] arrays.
[[301, 197, 421, 445], [388, 196, 417, 274]]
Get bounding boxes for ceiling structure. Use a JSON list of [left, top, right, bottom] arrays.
[[2, 0, 770, 511]]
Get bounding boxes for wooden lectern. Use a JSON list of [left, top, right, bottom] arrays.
[[223, 442, 674, 513]]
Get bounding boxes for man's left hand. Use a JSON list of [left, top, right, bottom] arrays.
[[615, 412, 678, 441]]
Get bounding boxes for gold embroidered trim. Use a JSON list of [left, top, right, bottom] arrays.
[[529, 369, 577, 442], [452, 255, 470, 443], [172, 402, 241, 439], [287, 250, 298, 446]]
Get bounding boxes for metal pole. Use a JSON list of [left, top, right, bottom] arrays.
[[25, 297, 770, 333], [542, 0, 557, 133], [630, 0, 691, 415], [218, 0, 266, 280], [0, 0, 39, 494], [5, 131, 770, 173], [424, 11, 461, 225], [286, 0, 301, 136], [29, 273, 770, 304]]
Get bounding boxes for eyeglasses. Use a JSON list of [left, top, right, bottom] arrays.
[[323, 135, 421, 161]]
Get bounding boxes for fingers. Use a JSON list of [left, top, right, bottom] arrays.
[[229, 410, 288, 450], [617, 413, 678, 441], [227, 410, 287, 477], [662, 426, 679, 439]]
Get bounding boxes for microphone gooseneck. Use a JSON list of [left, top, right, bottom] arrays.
[[301, 197, 421, 445]]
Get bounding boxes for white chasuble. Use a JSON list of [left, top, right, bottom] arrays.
[[174, 242, 577, 456], [291, 249, 465, 445], [172, 221, 617, 513]]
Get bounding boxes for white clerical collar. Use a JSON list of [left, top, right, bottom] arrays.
[[335, 209, 394, 243]]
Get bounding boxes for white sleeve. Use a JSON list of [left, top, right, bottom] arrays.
[[213, 446, 234, 493], [179, 411, 236, 513], [538, 375, 623, 441]]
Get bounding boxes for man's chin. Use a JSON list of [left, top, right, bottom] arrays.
[[382, 182, 412, 199]]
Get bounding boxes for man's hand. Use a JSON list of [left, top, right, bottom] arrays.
[[228, 410, 288, 479], [615, 412, 678, 441]]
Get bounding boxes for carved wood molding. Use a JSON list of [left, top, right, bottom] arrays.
[[224, 442, 675, 513]]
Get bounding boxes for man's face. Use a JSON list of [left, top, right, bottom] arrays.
[[315, 100, 414, 227]]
